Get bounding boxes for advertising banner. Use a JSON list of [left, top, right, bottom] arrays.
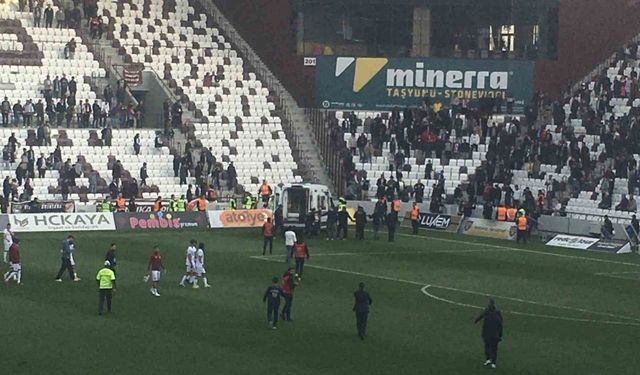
[[9, 213, 115, 232], [208, 209, 272, 228], [418, 213, 452, 230], [315, 56, 534, 112], [545, 234, 600, 250], [457, 218, 517, 240], [586, 240, 632, 254], [10, 200, 75, 213], [114, 212, 208, 230]]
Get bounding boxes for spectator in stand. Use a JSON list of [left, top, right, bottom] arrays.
[[615, 195, 630, 211], [109, 180, 119, 199], [599, 192, 612, 209], [133, 133, 141, 155], [601, 215, 614, 239], [88, 170, 97, 194], [12, 100, 22, 127], [55, 7, 65, 29], [140, 162, 148, 187], [226, 162, 237, 190], [1, 97, 10, 126], [44, 4, 53, 28]]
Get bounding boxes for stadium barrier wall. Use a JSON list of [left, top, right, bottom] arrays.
[[457, 218, 517, 241], [113, 212, 209, 231], [537, 215, 630, 242], [7, 212, 116, 232], [207, 209, 272, 228]]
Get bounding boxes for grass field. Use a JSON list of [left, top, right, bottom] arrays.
[[3, 226, 640, 375]]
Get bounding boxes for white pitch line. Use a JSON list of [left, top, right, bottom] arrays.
[[595, 271, 640, 275], [420, 286, 640, 327], [366, 230, 640, 268], [251, 255, 640, 326], [258, 248, 506, 258]]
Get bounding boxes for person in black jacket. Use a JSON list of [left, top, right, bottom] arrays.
[[387, 210, 398, 242], [337, 207, 355, 240], [369, 198, 386, 240], [353, 282, 372, 339], [324, 207, 337, 240], [474, 299, 503, 369], [354, 206, 367, 240]]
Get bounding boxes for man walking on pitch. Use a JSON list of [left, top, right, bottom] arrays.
[[284, 228, 296, 264], [280, 267, 297, 322], [105, 243, 116, 271], [56, 235, 80, 282], [96, 260, 116, 315], [410, 202, 420, 235], [3, 223, 13, 263], [353, 282, 372, 340], [474, 299, 503, 369], [263, 276, 283, 329], [293, 238, 310, 278], [262, 217, 274, 255], [179, 240, 198, 288], [4, 238, 22, 285], [194, 242, 211, 288], [146, 246, 164, 297]]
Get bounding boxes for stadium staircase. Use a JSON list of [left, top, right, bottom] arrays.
[[194, 0, 332, 188]]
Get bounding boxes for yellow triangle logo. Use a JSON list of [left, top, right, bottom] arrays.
[[353, 58, 388, 93]]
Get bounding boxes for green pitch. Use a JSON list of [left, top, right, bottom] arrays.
[[2, 228, 640, 375]]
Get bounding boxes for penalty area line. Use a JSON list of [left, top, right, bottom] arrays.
[[251, 255, 640, 326]]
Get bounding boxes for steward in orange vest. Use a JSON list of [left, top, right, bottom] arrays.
[[496, 206, 507, 221], [293, 239, 310, 278], [516, 214, 528, 244], [262, 217, 274, 255], [115, 195, 126, 212], [506, 207, 517, 221], [410, 203, 420, 235], [197, 196, 207, 211], [259, 180, 272, 204]]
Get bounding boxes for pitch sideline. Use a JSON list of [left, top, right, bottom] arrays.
[[251, 255, 640, 327]]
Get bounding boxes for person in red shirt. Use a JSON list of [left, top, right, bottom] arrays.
[[280, 267, 297, 322], [3, 238, 21, 285], [145, 246, 164, 297], [293, 239, 310, 279], [262, 217, 274, 255]]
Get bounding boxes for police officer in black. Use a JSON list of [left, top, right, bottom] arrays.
[[474, 299, 503, 369], [324, 206, 338, 240], [353, 282, 372, 340], [337, 207, 354, 240], [386, 210, 398, 242], [354, 206, 367, 240], [413, 180, 425, 203], [262, 276, 283, 329]]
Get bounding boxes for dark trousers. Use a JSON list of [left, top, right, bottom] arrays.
[[388, 227, 396, 242], [355, 225, 364, 240], [356, 311, 368, 338], [267, 302, 280, 326], [281, 294, 293, 321], [484, 338, 499, 364], [295, 257, 305, 276], [55, 257, 75, 280], [263, 236, 273, 255], [38, 169, 46, 178], [98, 289, 113, 314], [412, 219, 419, 235], [372, 223, 380, 239], [516, 229, 527, 243], [338, 223, 347, 239], [326, 222, 336, 240]]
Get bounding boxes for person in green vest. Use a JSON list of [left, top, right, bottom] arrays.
[[96, 260, 116, 315], [337, 197, 347, 211], [176, 195, 187, 212], [169, 194, 178, 212], [228, 197, 237, 210], [100, 197, 112, 212], [243, 195, 253, 210]]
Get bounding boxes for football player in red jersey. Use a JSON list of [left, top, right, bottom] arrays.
[[146, 246, 165, 297], [4, 238, 22, 285]]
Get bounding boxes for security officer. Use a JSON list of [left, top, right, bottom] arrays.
[[516, 213, 528, 244], [496, 205, 507, 221], [387, 210, 398, 242], [258, 180, 272, 207], [369, 198, 386, 240], [228, 197, 237, 210], [262, 276, 283, 329], [96, 260, 116, 315], [337, 206, 354, 240], [176, 195, 187, 212], [354, 206, 367, 240], [337, 197, 347, 211], [100, 197, 112, 212], [325, 206, 338, 240], [243, 195, 253, 210], [115, 194, 126, 212], [413, 180, 425, 203], [410, 202, 420, 235], [474, 299, 503, 369], [169, 194, 178, 212], [353, 282, 373, 340], [506, 206, 517, 222]]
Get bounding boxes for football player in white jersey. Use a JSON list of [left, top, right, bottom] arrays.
[[193, 242, 211, 288], [3, 223, 13, 263], [179, 240, 198, 288]]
